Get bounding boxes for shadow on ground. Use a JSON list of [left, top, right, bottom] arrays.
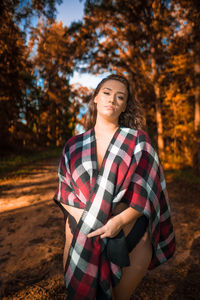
[[0, 162, 200, 299]]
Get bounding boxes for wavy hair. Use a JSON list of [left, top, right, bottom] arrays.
[[85, 74, 145, 130]]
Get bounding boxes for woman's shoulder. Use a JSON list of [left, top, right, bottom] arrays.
[[120, 126, 151, 141], [63, 128, 93, 149]]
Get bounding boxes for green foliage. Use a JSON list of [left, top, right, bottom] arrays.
[[70, 0, 199, 168], [0, 0, 75, 152], [1, 0, 199, 171], [0, 147, 62, 180], [1, 0, 63, 27], [166, 168, 200, 191]]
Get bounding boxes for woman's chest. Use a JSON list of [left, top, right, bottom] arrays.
[[95, 136, 114, 171]]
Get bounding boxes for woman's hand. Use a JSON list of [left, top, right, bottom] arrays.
[[87, 215, 123, 239]]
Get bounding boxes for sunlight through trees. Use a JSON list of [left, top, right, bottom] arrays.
[[0, 0, 199, 171]]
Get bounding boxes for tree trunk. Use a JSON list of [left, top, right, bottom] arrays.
[[155, 84, 164, 159], [193, 58, 200, 172], [151, 57, 165, 159]]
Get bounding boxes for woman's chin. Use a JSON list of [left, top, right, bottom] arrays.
[[98, 110, 120, 122], [102, 109, 116, 116]]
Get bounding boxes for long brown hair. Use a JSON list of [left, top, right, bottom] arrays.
[[85, 74, 145, 130]]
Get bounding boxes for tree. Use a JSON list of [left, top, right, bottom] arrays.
[[69, 84, 93, 133], [167, 0, 200, 170], [70, 0, 177, 159], [0, 9, 31, 150], [0, 0, 63, 152], [32, 20, 75, 146]]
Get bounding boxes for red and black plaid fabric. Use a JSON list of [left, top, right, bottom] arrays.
[[54, 127, 175, 299]]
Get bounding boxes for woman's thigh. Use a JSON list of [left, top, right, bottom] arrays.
[[63, 220, 73, 269], [113, 231, 152, 300], [61, 203, 83, 268]]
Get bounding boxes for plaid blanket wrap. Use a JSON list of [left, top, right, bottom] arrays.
[[54, 127, 175, 299]]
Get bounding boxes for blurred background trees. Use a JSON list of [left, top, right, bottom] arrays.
[[0, 0, 74, 152], [0, 0, 199, 171]]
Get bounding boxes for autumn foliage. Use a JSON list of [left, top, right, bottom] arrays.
[[0, 0, 199, 171]]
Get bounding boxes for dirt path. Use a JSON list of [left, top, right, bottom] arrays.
[[0, 159, 200, 299]]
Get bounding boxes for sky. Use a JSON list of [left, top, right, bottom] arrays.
[[56, 0, 84, 27], [56, 0, 107, 89]]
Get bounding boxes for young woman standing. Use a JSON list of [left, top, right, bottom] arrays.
[[54, 74, 175, 300]]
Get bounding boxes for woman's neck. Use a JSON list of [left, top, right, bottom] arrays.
[[94, 118, 119, 135]]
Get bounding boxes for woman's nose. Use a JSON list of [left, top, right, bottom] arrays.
[[108, 94, 115, 103]]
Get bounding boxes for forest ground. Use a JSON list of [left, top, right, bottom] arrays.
[[0, 158, 200, 300]]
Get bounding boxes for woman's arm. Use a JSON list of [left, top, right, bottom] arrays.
[[87, 207, 142, 239]]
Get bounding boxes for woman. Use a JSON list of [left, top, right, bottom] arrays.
[[54, 74, 175, 300]]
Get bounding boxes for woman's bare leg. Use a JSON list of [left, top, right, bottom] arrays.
[[112, 230, 152, 300], [111, 204, 152, 300], [63, 221, 73, 269], [61, 202, 152, 299], [60, 203, 83, 269]]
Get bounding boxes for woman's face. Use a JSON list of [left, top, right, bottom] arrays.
[[94, 80, 128, 122]]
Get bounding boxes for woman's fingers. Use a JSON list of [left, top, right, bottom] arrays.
[[87, 216, 122, 238], [87, 226, 105, 238], [100, 232, 107, 239]]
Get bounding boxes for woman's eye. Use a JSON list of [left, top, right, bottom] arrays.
[[118, 96, 124, 100], [103, 92, 110, 95]]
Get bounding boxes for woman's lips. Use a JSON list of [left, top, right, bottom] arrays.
[[105, 105, 115, 110]]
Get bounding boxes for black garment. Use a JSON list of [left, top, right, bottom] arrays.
[[106, 215, 149, 267], [54, 199, 77, 235]]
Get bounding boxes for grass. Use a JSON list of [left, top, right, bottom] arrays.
[[166, 168, 200, 191], [1, 148, 200, 189], [0, 147, 62, 180]]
